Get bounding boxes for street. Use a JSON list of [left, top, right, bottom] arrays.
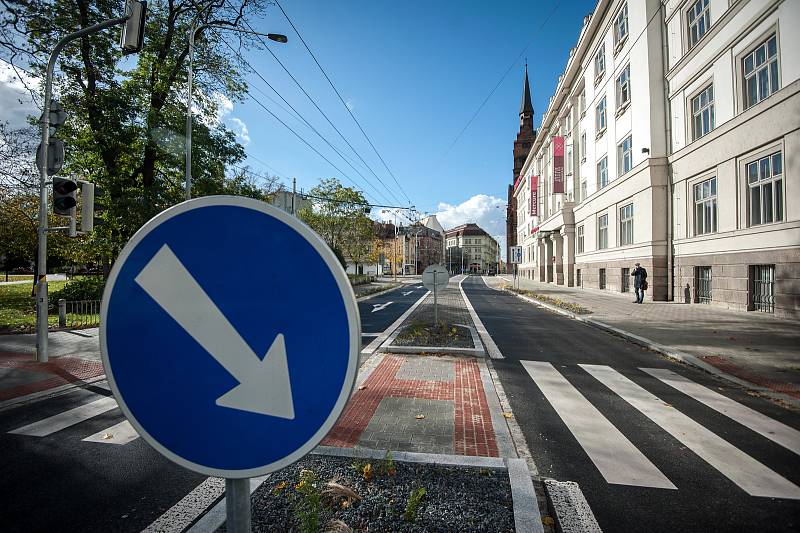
[[356, 281, 427, 351], [461, 275, 800, 532]]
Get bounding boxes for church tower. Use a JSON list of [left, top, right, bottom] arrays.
[[507, 65, 536, 268]]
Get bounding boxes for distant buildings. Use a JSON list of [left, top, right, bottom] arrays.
[[269, 189, 311, 215], [445, 223, 500, 274], [507, 0, 799, 318], [365, 215, 446, 276]]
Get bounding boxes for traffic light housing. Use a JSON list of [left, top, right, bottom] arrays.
[[120, 1, 147, 55], [52, 177, 77, 216]]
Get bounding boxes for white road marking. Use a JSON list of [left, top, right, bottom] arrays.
[[522, 361, 675, 489], [361, 290, 430, 356], [582, 364, 800, 499], [402, 291, 413, 296], [642, 368, 800, 456], [82, 420, 139, 445], [371, 301, 394, 313], [459, 277, 503, 359], [9, 396, 118, 437], [135, 245, 294, 419]]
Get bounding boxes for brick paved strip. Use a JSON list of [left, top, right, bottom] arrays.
[[0, 356, 105, 401], [323, 354, 499, 457], [702, 356, 800, 400]]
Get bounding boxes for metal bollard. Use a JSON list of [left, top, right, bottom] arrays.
[[58, 299, 66, 328]]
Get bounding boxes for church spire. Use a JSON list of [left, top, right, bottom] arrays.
[[519, 63, 533, 117]]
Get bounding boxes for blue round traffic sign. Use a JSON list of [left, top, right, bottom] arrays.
[[100, 196, 361, 477]]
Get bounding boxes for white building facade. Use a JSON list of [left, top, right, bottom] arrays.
[[512, 0, 799, 318]]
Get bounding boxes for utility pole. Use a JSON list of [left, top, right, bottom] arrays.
[[36, 5, 143, 363], [291, 177, 296, 215]]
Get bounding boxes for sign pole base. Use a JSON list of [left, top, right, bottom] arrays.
[[226, 478, 251, 532]]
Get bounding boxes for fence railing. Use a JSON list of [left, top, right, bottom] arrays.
[[58, 299, 101, 329]]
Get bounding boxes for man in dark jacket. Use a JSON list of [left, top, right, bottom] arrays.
[[631, 262, 647, 304]]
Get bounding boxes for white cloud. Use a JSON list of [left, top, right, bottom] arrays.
[[229, 117, 250, 146], [0, 61, 39, 130], [435, 194, 508, 260]]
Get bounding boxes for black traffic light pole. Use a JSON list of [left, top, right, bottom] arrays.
[[36, 14, 131, 363]]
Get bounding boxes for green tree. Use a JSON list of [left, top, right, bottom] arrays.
[[298, 178, 374, 268], [0, 0, 278, 268]]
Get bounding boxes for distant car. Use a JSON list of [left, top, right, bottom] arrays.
[[487, 270, 496, 276]]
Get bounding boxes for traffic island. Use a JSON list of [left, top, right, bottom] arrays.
[[245, 452, 517, 532]]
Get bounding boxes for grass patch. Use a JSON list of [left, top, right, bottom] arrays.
[[355, 283, 400, 299], [0, 281, 69, 333], [503, 285, 592, 315], [395, 321, 472, 348]]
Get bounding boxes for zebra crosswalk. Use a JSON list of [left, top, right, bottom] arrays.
[[7, 394, 140, 445], [522, 361, 800, 500]]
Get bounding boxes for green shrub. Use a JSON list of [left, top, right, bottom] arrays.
[[49, 276, 106, 310]]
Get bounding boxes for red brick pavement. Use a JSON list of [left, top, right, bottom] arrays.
[[0, 353, 105, 401], [322, 355, 498, 457], [702, 355, 800, 400]]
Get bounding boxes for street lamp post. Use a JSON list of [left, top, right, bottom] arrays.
[[185, 23, 286, 200]]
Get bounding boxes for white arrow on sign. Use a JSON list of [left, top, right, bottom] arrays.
[[134, 244, 295, 419], [371, 301, 393, 313]]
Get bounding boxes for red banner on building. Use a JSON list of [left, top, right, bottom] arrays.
[[553, 136, 564, 194], [530, 175, 538, 217]]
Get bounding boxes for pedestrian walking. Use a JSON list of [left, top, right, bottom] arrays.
[[631, 262, 648, 304]]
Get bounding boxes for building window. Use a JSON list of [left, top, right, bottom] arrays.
[[694, 176, 717, 235], [696, 266, 712, 303], [577, 225, 585, 253], [564, 109, 572, 133], [691, 84, 714, 140], [747, 151, 783, 226], [566, 147, 573, 175], [616, 65, 630, 108], [576, 269, 582, 287], [580, 132, 587, 162], [596, 96, 607, 132], [619, 203, 633, 245], [599, 268, 607, 289], [598, 214, 608, 249], [579, 90, 586, 115], [597, 156, 608, 189], [594, 45, 606, 81], [580, 179, 588, 202], [687, 0, 710, 49], [743, 34, 779, 109], [614, 3, 629, 47], [621, 267, 630, 292], [750, 265, 775, 313], [617, 136, 632, 176]]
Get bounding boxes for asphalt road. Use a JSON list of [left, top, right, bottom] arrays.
[[0, 383, 206, 532], [0, 282, 428, 532], [356, 282, 427, 348], [461, 275, 800, 532]]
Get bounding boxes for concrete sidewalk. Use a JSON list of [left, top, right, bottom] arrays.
[[495, 274, 800, 400]]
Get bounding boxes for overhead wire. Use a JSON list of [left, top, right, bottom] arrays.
[[213, 31, 395, 205], [273, 0, 413, 207], [232, 4, 406, 206]]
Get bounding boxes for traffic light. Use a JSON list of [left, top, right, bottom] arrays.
[[120, 1, 147, 55], [52, 177, 77, 216]]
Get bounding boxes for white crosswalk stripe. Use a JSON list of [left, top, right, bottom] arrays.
[[521, 361, 676, 489], [581, 364, 800, 500], [642, 367, 800, 456], [82, 420, 139, 445], [8, 397, 118, 437]]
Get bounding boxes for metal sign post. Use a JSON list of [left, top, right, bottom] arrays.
[[422, 265, 449, 326], [226, 478, 251, 533]]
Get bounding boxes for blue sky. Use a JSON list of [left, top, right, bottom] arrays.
[[226, 1, 597, 234], [0, 0, 598, 256]]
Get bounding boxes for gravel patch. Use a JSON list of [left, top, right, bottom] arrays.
[[242, 454, 514, 532], [393, 322, 474, 348]]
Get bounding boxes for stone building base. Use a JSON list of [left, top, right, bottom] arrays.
[[574, 256, 668, 301], [675, 248, 800, 319]]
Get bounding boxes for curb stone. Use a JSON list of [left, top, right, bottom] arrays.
[[382, 322, 486, 357], [543, 480, 601, 533], [503, 288, 800, 410]]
